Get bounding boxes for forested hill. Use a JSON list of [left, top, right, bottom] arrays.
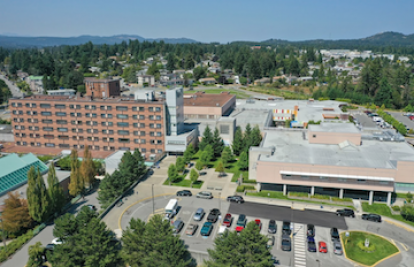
[[234, 32, 414, 50], [0, 34, 199, 48]]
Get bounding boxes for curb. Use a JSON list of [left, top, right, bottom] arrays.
[[340, 230, 400, 267], [117, 193, 173, 229], [383, 218, 414, 233]]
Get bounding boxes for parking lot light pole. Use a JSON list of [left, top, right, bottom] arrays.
[[316, 259, 320, 267], [152, 184, 155, 215]]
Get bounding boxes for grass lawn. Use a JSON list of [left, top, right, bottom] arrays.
[[185, 88, 251, 99], [163, 175, 204, 189], [247, 190, 354, 209], [341, 231, 399, 266], [362, 202, 414, 227]]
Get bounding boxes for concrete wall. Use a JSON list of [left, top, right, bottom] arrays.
[[395, 161, 414, 183], [183, 106, 222, 117], [221, 95, 236, 115], [308, 131, 361, 146], [255, 160, 396, 192]]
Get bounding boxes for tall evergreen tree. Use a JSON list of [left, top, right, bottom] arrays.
[[36, 169, 50, 222], [80, 146, 95, 187], [243, 123, 253, 151], [251, 125, 263, 147], [69, 149, 83, 197], [232, 127, 244, 156], [212, 128, 224, 158], [47, 164, 65, 216], [238, 151, 249, 171], [27, 166, 40, 223], [375, 76, 393, 107], [27, 242, 45, 267], [199, 125, 213, 151]]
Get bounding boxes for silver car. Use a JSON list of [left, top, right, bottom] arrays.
[[196, 191, 213, 199], [193, 208, 205, 221], [333, 241, 343, 255], [172, 220, 184, 234]]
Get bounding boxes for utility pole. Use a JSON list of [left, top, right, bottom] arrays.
[[152, 184, 155, 215]]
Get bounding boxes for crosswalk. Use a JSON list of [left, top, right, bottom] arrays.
[[293, 223, 307, 267]]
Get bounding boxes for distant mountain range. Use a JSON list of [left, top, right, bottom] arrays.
[[0, 34, 199, 48], [0, 31, 413, 48]]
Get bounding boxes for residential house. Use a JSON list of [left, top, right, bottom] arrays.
[[199, 77, 216, 85], [254, 77, 270, 85], [137, 75, 155, 87], [207, 67, 220, 74], [27, 76, 44, 93]]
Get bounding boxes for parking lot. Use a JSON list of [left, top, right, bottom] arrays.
[[390, 112, 414, 131], [353, 113, 379, 128]]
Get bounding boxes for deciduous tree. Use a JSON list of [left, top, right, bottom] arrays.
[[189, 168, 199, 187], [221, 146, 232, 168], [168, 164, 178, 184], [195, 160, 204, 174], [2, 192, 32, 234], [215, 162, 225, 177], [183, 144, 195, 164], [69, 149, 83, 197], [80, 146, 95, 187], [47, 164, 65, 216], [176, 156, 185, 174]]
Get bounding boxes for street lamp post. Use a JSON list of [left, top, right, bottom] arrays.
[[316, 259, 320, 267], [152, 184, 155, 215]]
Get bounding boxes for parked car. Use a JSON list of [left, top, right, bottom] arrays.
[[333, 241, 343, 255], [193, 208, 205, 221], [51, 238, 63, 245], [172, 220, 184, 234], [307, 237, 317, 252], [207, 208, 221, 223], [307, 224, 315, 237], [281, 235, 292, 251], [176, 190, 192, 197], [336, 209, 355, 217], [115, 200, 124, 207], [185, 223, 198, 236], [200, 222, 213, 236], [86, 204, 97, 212], [235, 226, 244, 233], [254, 219, 262, 230], [196, 191, 213, 199], [319, 241, 328, 253], [237, 214, 247, 227], [331, 228, 340, 241], [282, 221, 291, 235], [362, 213, 382, 222], [218, 225, 229, 236], [222, 213, 232, 227], [267, 235, 275, 248], [268, 220, 277, 234], [227, 195, 244, 203]]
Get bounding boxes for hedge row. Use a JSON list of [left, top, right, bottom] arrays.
[[236, 185, 255, 192], [0, 230, 34, 263], [378, 110, 407, 135]]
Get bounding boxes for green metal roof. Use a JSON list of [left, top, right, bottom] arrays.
[[0, 153, 49, 196]]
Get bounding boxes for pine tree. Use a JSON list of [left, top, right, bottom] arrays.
[[2, 192, 32, 234], [238, 151, 249, 171], [204, 145, 214, 163], [53, 213, 79, 242], [212, 128, 224, 158], [206, 221, 273, 267], [375, 76, 393, 107], [221, 146, 232, 168], [27, 166, 40, 223], [121, 218, 146, 266], [47, 164, 65, 216], [199, 125, 213, 151], [80, 146, 95, 188], [69, 149, 83, 197], [251, 125, 262, 147], [243, 123, 252, 150], [132, 148, 146, 177], [232, 127, 244, 156]]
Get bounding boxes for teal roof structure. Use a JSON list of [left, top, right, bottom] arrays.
[[0, 153, 49, 196]]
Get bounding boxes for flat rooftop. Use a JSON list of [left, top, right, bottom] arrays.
[[235, 99, 344, 122], [184, 91, 235, 107], [10, 95, 163, 104], [308, 123, 359, 133], [260, 130, 414, 169]]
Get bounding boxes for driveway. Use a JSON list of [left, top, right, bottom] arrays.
[[0, 75, 23, 98]]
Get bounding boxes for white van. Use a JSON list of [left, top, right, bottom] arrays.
[[218, 225, 228, 236], [165, 199, 178, 219]]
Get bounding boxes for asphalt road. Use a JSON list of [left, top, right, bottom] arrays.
[[229, 202, 348, 230], [0, 74, 23, 98], [2, 189, 101, 267], [353, 113, 378, 128]]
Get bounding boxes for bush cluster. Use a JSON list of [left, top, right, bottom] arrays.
[[0, 230, 34, 262], [236, 185, 255, 192], [357, 241, 376, 252], [377, 110, 407, 135], [392, 206, 401, 212]]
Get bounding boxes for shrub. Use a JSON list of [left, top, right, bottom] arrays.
[[0, 230, 34, 263], [392, 206, 401, 212], [310, 194, 330, 200], [236, 186, 245, 192], [406, 192, 413, 199], [401, 205, 414, 222], [289, 192, 309, 198], [236, 185, 255, 192], [331, 197, 353, 203]]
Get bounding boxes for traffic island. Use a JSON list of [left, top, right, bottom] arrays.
[[341, 231, 399, 266]]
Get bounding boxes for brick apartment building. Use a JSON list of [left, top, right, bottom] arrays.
[[9, 78, 166, 159]]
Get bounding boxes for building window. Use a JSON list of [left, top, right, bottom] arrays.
[[150, 149, 156, 153], [141, 139, 146, 144], [45, 143, 55, 147], [157, 149, 162, 153], [134, 139, 140, 144], [156, 115, 161, 120], [58, 135, 69, 140], [57, 127, 68, 132], [59, 144, 70, 148], [56, 120, 67, 124], [312, 135, 316, 138], [55, 104, 66, 109], [117, 130, 130, 135], [338, 178, 347, 183], [117, 122, 129, 127], [43, 127, 53, 131], [141, 148, 146, 153], [116, 106, 128, 111], [156, 124, 162, 128], [117, 114, 128, 119], [118, 138, 130, 143], [42, 119, 53, 124], [149, 115, 154, 120], [301, 176, 309, 180], [56, 112, 67, 116], [155, 107, 161, 112], [41, 111, 51, 116], [40, 103, 51, 108], [149, 107, 154, 112], [357, 179, 366, 183]]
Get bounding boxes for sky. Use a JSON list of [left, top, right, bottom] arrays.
[[0, 0, 413, 43]]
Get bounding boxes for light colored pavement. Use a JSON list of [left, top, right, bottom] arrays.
[[0, 75, 23, 98], [2, 189, 101, 267], [293, 223, 306, 267], [390, 111, 414, 131]]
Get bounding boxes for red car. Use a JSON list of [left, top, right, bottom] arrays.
[[254, 219, 262, 230], [319, 241, 328, 253], [222, 213, 232, 227], [235, 226, 244, 232]]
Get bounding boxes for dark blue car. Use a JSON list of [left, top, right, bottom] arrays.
[[307, 237, 317, 252]]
